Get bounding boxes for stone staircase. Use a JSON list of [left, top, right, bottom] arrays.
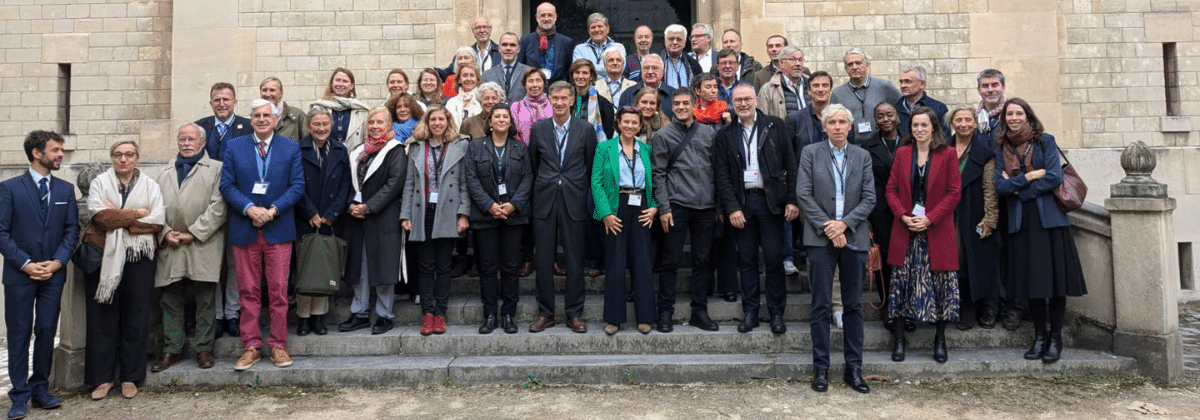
[[146, 269, 1137, 387]]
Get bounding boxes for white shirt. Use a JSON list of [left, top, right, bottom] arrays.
[[741, 117, 763, 189], [694, 49, 713, 73]]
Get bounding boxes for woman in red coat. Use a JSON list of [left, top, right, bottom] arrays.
[[884, 107, 962, 363]]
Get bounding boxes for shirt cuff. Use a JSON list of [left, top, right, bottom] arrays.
[[243, 203, 254, 215]]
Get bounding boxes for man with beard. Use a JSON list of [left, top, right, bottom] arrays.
[[518, 3, 574, 83]]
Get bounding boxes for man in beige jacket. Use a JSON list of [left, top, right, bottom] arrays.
[[150, 123, 228, 372]]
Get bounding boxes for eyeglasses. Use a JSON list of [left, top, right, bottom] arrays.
[[111, 152, 138, 159]]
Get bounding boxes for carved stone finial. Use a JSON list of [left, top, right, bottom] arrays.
[[1111, 141, 1167, 198], [75, 162, 104, 197]]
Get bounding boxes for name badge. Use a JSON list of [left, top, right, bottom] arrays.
[[429, 192, 439, 204], [743, 170, 759, 183], [252, 182, 269, 195], [857, 122, 873, 133], [497, 183, 507, 195], [912, 203, 926, 217], [353, 191, 363, 203], [627, 194, 642, 206]]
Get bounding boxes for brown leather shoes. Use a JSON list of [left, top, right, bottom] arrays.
[[271, 347, 293, 368], [567, 317, 587, 333], [196, 351, 215, 369], [151, 353, 182, 372], [528, 316, 555, 333], [233, 348, 261, 371], [519, 261, 534, 277]]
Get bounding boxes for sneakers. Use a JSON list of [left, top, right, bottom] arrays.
[[432, 315, 447, 334], [271, 347, 293, 368], [420, 313, 435, 335], [233, 348, 261, 371], [833, 310, 844, 329], [783, 260, 799, 275]]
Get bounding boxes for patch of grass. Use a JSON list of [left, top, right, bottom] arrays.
[[522, 375, 543, 389], [622, 369, 636, 385]]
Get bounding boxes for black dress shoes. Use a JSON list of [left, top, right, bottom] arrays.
[[811, 369, 828, 392], [1043, 332, 1062, 363], [479, 314, 498, 334], [311, 314, 328, 335], [769, 314, 786, 334], [296, 317, 311, 336], [843, 367, 870, 394], [1024, 331, 1047, 360], [933, 337, 948, 363], [723, 292, 738, 303], [689, 312, 719, 331], [656, 313, 674, 333], [502, 315, 518, 334], [227, 318, 240, 338], [371, 317, 394, 335], [214, 319, 227, 339], [339, 315, 371, 332], [737, 313, 759, 333]]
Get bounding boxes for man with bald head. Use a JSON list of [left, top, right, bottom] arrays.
[[441, 16, 501, 79], [829, 48, 901, 143], [716, 29, 762, 82], [624, 25, 655, 81], [518, 3, 574, 83]]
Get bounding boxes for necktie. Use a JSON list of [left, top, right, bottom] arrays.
[[217, 122, 228, 139], [258, 140, 268, 158], [504, 65, 513, 88], [38, 178, 49, 215]]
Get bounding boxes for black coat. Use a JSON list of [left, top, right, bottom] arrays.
[[345, 142, 408, 287], [528, 116, 599, 222], [713, 111, 797, 215], [859, 130, 902, 257], [465, 135, 533, 229], [955, 133, 999, 302], [296, 137, 351, 236]]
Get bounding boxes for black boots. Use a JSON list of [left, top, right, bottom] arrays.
[[297, 317, 311, 336], [311, 314, 328, 335], [1043, 332, 1063, 363], [1024, 331, 1047, 360], [890, 318, 906, 362], [932, 321, 948, 363]]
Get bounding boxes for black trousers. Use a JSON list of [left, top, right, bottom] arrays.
[[712, 219, 740, 294], [533, 194, 586, 318], [735, 194, 787, 317], [474, 224, 522, 316], [656, 206, 715, 316], [603, 195, 656, 325], [417, 208, 454, 316], [84, 257, 155, 386]]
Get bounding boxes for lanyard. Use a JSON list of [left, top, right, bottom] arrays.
[[493, 143, 506, 184], [427, 141, 447, 185], [476, 45, 491, 70], [621, 146, 638, 187], [256, 140, 273, 182], [742, 123, 758, 169], [829, 147, 848, 199], [589, 41, 605, 63], [850, 85, 868, 121], [555, 125, 568, 162], [669, 56, 686, 87]]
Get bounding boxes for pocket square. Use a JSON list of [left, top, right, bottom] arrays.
[[54, 202, 68, 205]]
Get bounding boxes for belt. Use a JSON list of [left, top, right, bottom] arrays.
[[619, 188, 645, 194], [745, 188, 765, 195]]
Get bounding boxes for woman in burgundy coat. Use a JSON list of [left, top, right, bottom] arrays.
[[884, 106, 962, 364]]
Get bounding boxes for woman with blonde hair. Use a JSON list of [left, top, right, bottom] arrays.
[[632, 87, 667, 140], [445, 64, 484, 128]]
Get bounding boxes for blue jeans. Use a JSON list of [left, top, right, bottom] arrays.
[[808, 244, 866, 370]]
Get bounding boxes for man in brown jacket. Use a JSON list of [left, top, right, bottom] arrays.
[[150, 123, 228, 372]]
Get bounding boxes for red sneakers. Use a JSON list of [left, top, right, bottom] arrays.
[[420, 313, 435, 336], [433, 315, 447, 334]]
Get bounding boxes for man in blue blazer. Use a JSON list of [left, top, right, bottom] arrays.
[[219, 99, 305, 372], [0, 131, 78, 419], [517, 2, 574, 83], [195, 82, 253, 336]]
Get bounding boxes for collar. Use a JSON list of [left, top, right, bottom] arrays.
[[906, 93, 926, 109], [254, 132, 275, 147], [606, 75, 623, 84], [828, 139, 848, 152], [554, 116, 570, 131], [28, 167, 50, 185], [216, 114, 236, 126], [474, 41, 493, 52], [849, 77, 871, 89], [721, 78, 738, 89], [694, 49, 711, 59], [588, 37, 613, 49], [502, 59, 517, 66], [740, 114, 757, 130]]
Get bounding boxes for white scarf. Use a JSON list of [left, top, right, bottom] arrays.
[[311, 96, 370, 113], [88, 168, 166, 304]]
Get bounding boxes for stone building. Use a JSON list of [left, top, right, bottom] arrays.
[[0, 0, 1197, 284]]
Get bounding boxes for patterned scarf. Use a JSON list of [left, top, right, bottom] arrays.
[[359, 130, 395, 163], [1001, 122, 1035, 177], [975, 96, 1006, 133]]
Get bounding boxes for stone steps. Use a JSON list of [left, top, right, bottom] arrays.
[[439, 268, 811, 295], [145, 349, 1136, 386]]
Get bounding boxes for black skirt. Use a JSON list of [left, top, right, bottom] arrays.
[[1005, 199, 1088, 300]]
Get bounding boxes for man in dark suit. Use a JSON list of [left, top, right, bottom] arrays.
[[440, 16, 502, 79], [195, 82, 252, 338], [219, 99, 305, 371], [0, 130, 78, 419], [526, 81, 597, 334], [616, 54, 676, 121], [517, 2, 574, 83], [796, 103, 876, 394], [483, 32, 532, 103], [713, 84, 798, 335]]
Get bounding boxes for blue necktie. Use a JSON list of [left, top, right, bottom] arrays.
[[38, 178, 49, 217], [217, 122, 228, 139]]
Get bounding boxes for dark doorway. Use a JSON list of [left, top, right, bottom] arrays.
[[526, 0, 692, 53]]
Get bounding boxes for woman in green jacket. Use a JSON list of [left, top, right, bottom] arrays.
[[592, 106, 658, 335]]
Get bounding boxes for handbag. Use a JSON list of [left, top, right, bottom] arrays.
[[1053, 147, 1087, 213], [294, 225, 346, 296], [865, 226, 884, 310], [71, 241, 103, 275]]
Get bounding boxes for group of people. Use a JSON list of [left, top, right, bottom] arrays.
[[0, 5, 1093, 417]]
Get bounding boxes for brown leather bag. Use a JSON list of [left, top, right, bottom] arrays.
[[866, 226, 884, 310], [1053, 148, 1087, 213]]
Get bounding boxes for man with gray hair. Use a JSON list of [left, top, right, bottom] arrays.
[[573, 13, 626, 79], [829, 48, 901, 143], [260, 77, 307, 141], [617, 53, 677, 120], [975, 68, 1007, 137], [441, 16, 501, 78], [688, 23, 716, 73], [660, 24, 702, 91], [895, 65, 947, 137], [151, 123, 228, 373], [757, 45, 810, 120], [595, 47, 637, 108]]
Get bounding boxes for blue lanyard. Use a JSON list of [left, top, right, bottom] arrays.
[[256, 141, 273, 182]]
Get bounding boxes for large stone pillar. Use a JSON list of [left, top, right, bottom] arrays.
[[1105, 141, 1183, 383], [52, 162, 103, 390]]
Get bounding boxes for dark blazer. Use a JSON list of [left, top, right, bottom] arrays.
[[0, 173, 79, 285], [994, 133, 1069, 233], [796, 142, 875, 250], [885, 145, 961, 270], [345, 140, 407, 287], [858, 130, 903, 255], [465, 135, 533, 228], [712, 111, 797, 216], [517, 32, 575, 83], [483, 61, 533, 103], [956, 134, 999, 301], [295, 137, 351, 236], [785, 105, 826, 161], [616, 82, 676, 121], [572, 94, 616, 140], [895, 95, 949, 138], [441, 41, 502, 79], [219, 133, 306, 246], [195, 115, 252, 163], [527, 116, 598, 222], [711, 52, 764, 83]]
